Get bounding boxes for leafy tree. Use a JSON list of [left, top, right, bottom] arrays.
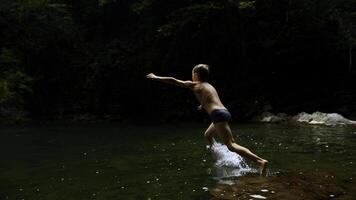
[[0, 48, 32, 120], [0, 0, 355, 122]]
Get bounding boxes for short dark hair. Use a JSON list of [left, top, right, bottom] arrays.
[[193, 64, 210, 81]]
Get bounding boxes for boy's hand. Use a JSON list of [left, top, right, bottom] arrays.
[[197, 105, 203, 111], [146, 73, 158, 80]]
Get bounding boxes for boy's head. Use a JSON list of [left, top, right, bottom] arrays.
[[192, 64, 210, 82]]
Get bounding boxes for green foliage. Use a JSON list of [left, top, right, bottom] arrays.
[[0, 80, 11, 104], [156, 3, 224, 37], [0, 48, 32, 114], [0, 48, 20, 70], [131, 0, 154, 14], [9, 0, 74, 45], [239, 0, 255, 10], [98, 0, 116, 6], [0, 70, 32, 104], [0, 0, 355, 122], [323, 1, 355, 46]]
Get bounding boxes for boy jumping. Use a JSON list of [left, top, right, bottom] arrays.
[[146, 64, 268, 174]]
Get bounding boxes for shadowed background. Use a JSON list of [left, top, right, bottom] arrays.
[[0, 0, 355, 123]]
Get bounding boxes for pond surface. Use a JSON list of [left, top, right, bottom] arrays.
[[0, 123, 355, 199]]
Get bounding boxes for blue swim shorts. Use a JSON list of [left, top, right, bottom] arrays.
[[210, 109, 232, 124]]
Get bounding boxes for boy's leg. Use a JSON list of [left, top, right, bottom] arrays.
[[204, 123, 217, 146], [214, 122, 268, 174]]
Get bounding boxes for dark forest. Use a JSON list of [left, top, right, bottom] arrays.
[[1, 0, 355, 123]]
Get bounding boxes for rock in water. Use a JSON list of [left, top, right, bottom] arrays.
[[293, 111, 356, 126], [255, 111, 356, 126]]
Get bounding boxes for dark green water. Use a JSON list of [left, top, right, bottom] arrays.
[[0, 123, 355, 199]]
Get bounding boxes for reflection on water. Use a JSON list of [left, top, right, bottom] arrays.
[[0, 123, 355, 199]]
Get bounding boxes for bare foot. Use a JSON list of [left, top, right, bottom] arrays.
[[258, 159, 269, 176]]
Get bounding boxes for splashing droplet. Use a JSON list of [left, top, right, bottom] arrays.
[[250, 194, 267, 199], [210, 142, 252, 178]]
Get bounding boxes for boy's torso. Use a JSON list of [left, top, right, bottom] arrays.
[[192, 82, 226, 114]]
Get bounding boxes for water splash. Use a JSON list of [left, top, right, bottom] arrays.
[[210, 142, 254, 179]]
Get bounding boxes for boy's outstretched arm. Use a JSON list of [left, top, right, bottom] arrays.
[[146, 73, 195, 88]]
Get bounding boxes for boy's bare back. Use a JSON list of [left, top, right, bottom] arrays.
[[191, 82, 227, 114]]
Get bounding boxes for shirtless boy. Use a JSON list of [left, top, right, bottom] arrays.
[[146, 64, 268, 174]]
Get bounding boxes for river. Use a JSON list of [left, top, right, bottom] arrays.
[[0, 123, 355, 199]]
